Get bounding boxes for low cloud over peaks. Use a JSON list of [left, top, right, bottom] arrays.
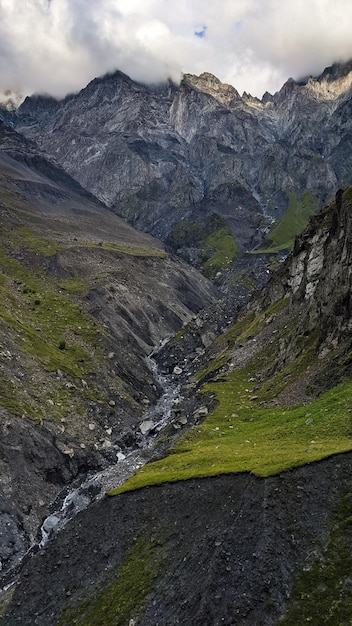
[[1, 0, 352, 99]]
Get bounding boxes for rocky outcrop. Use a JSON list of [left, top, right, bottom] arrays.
[[0, 409, 99, 574], [258, 188, 352, 357]]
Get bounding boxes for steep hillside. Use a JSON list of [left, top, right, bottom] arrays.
[[0, 121, 218, 580], [4, 61, 352, 292], [115, 187, 352, 492], [3, 186, 352, 624]]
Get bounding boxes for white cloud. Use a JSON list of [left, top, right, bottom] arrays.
[[0, 0, 352, 99]]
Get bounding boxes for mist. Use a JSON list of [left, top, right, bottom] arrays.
[[1, 0, 352, 100]]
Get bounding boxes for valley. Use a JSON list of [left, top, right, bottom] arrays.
[[0, 61, 352, 624]]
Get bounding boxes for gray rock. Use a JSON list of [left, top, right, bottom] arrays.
[[42, 514, 60, 535], [194, 406, 209, 418], [10, 61, 352, 295], [139, 420, 156, 435]]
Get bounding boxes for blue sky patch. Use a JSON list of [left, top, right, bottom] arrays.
[[194, 25, 207, 38]]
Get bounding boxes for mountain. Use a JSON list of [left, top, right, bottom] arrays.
[[0, 120, 218, 580], [4, 61, 352, 291], [1, 62, 352, 625], [2, 185, 352, 623]]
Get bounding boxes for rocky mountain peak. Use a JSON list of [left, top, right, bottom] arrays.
[[182, 71, 241, 104], [3, 58, 352, 298], [305, 64, 352, 101], [272, 76, 301, 103], [274, 60, 352, 105], [18, 93, 60, 117], [320, 59, 352, 82], [271, 60, 352, 107], [80, 68, 143, 100]]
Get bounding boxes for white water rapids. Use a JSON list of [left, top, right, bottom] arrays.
[[40, 351, 181, 546]]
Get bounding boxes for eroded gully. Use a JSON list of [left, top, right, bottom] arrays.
[[40, 348, 181, 545], [1, 345, 182, 592]]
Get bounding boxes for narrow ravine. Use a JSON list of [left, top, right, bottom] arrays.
[[39, 345, 181, 546], [0, 343, 182, 596]]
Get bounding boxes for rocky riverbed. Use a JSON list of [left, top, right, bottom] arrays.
[[0, 343, 203, 595]]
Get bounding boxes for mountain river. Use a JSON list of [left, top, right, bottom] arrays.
[[40, 349, 180, 546], [0, 346, 181, 592]]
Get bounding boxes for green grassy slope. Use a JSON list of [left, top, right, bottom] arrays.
[[109, 187, 352, 495], [168, 214, 238, 279], [58, 533, 165, 626], [109, 297, 352, 495], [257, 190, 320, 253], [0, 183, 166, 429]]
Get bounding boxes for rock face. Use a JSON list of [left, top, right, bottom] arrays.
[[259, 187, 352, 366], [4, 61, 352, 275]]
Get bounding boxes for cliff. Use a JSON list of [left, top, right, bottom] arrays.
[[4, 61, 352, 292]]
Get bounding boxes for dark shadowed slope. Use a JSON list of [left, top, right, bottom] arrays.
[[0, 120, 218, 582]]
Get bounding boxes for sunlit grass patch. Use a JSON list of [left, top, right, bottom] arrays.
[[168, 214, 238, 279], [0, 242, 106, 420], [219, 297, 289, 346], [78, 241, 166, 257], [109, 369, 352, 495], [10, 224, 65, 256], [0, 250, 100, 376], [255, 190, 320, 253], [58, 277, 88, 295], [195, 297, 289, 382], [280, 493, 352, 625]]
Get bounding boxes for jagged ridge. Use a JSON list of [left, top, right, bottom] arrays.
[[3, 60, 352, 293]]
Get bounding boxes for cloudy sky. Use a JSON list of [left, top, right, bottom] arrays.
[[1, 0, 352, 101]]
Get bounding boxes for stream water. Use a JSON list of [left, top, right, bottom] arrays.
[[40, 349, 181, 546], [251, 188, 275, 233]]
